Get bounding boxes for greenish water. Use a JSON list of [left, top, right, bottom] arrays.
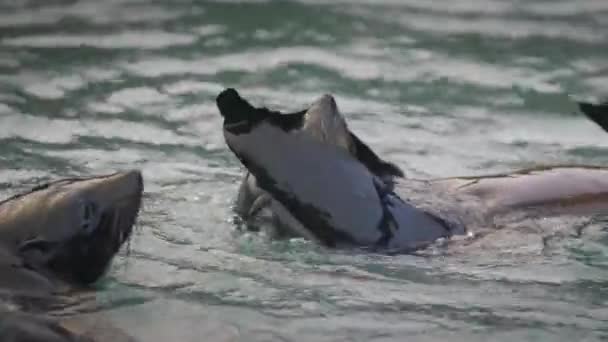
[[1, 0, 608, 341]]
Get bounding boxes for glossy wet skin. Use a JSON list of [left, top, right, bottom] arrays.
[[219, 89, 450, 250], [433, 102, 608, 218], [233, 92, 356, 234], [218, 88, 404, 239], [219, 90, 608, 251], [0, 170, 143, 285]]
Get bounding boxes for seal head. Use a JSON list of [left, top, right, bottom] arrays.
[[0, 170, 143, 285]]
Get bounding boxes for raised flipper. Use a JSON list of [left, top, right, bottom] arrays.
[[578, 101, 608, 132], [349, 132, 404, 179], [217, 88, 404, 179], [216, 88, 306, 132], [219, 88, 406, 239]]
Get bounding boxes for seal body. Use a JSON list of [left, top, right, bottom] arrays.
[[219, 89, 405, 239], [432, 166, 608, 218], [218, 89, 449, 251], [432, 101, 608, 219], [224, 117, 450, 250]]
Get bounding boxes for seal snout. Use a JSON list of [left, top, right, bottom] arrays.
[[118, 169, 144, 194]]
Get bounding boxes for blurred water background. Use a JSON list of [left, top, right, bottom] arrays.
[[1, 0, 608, 341]]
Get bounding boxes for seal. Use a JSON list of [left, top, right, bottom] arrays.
[[218, 89, 451, 251], [217, 88, 404, 239], [0, 170, 143, 341], [217, 89, 608, 253], [431, 100, 608, 217]]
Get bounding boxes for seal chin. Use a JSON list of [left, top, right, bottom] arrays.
[[0, 170, 144, 285]]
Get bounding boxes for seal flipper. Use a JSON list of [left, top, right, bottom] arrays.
[[578, 101, 608, 132], [349, 132, 405, 179], [217, 88, 404, 179], [219, 88, 405, 239], [217, 88, 306, 132]]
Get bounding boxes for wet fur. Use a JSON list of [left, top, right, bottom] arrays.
[[0, 171, 143, 341]]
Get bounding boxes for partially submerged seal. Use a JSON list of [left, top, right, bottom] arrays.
[[218, 89, 404, 240], [217, 89, 608, 252], [0, 170, 143, 341], [218, 89, 453, 251]]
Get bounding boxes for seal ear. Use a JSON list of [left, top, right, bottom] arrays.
[[578, 101, 608, 133]]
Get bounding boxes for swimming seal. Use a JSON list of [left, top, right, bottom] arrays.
[[217, 88, 404, 239], [217, 89, 608, 253], [0, 170, 143, 341], [218, 89, 451, 251]]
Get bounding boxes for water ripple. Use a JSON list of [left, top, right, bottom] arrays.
[[1, 0, 607, 341], [3, 31, 198, 49]]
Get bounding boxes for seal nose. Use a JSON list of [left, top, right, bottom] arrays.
[[115, 169, 142, 182], [106, 169, 144, 195], [129, 169, 144, 192]]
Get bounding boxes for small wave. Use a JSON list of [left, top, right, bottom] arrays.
[[394, 13, 606, 43], [0, 114, 200, 146], [3, 31, 197, 50], [0, 2, 184, 28]]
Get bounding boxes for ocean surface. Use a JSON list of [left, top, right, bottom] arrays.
[[1, 0, 608, 341]]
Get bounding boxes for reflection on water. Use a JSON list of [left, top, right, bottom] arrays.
[[1, 0, 607, 341]]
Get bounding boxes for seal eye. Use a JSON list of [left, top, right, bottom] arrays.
[[80, 200, 99, 234]]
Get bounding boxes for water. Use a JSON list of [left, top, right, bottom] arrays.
[[1, 0, 608, 340]]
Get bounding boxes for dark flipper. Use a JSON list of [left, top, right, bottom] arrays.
[[349, 132, 404, 179], [578, 101, 608, 132], [217, 88, 305, 132], [217, 88, 404, 179]]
